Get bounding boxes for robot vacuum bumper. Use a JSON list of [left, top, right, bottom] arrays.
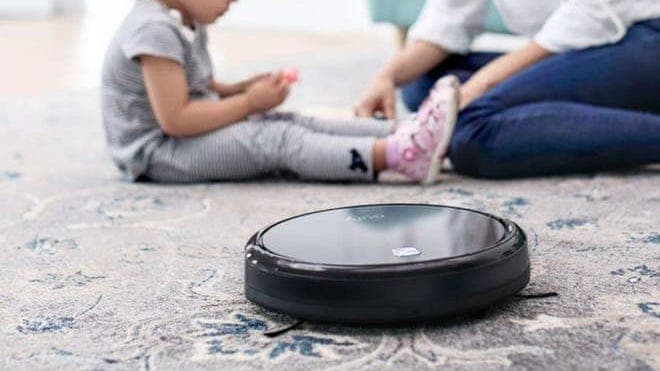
[[245, 204, 529, 324]]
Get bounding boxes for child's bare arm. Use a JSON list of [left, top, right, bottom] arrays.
[[141, 56, 289, 138], [209, 73, 270, 97]]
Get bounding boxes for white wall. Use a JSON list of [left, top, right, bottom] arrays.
[[220, 0, 372, 33], [0, 0, 53, 17], [0, 0, 84, 17], [81, 0, 372, 33], [1, 0, 371, 33], [54, 0, 85, 13]]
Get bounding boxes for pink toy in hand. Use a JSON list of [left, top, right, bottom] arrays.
[[283, 68, 299, 84]]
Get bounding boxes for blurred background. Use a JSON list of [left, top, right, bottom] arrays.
[[0, 0, 527, 186], [0, 0, 393, 108], [0, 0, 523, 112]]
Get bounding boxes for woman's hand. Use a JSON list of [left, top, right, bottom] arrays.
[[458, 79, 489, 110], [354, 74, 397, 119], [354, 41, 448, 119], [246, 72, 291, 113]]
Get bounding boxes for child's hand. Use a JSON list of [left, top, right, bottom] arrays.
[[283, 68, 299, 84], [246, 72, 291, 113], [242, 72, 271, 90]]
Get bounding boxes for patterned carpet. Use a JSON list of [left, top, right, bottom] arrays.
[[1, 83, 658, 370]]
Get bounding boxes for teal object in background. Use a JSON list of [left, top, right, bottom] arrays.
[[368, 0, 510, 34], [367, 0, 427, 26]]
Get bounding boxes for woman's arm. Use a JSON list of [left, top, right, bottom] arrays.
[[356, 0, 489, 118], [459, 41, 553, 109], [381, 40, 449, 86], [355, 40, 448, 119], [141, 56, 289, 138]]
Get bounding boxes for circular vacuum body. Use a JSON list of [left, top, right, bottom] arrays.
[[245, 204, 529, 324]]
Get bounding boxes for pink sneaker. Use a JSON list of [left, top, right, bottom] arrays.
[[418, 75, 460, 125], [387, 76, 459, 184], [393, 75, 459, 136]]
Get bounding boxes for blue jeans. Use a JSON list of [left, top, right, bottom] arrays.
[[401, 19, 660, 178]]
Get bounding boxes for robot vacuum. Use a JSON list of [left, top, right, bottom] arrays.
[[245, 204, 529, 324]]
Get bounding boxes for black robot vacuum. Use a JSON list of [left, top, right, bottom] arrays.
[[245, 204, 529, 324]]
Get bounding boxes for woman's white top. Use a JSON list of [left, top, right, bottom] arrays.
[[409, 0, 660, 53]]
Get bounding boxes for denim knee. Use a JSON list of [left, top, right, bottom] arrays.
[[449, 98, 508, 178], [449, 126, 495, 178]]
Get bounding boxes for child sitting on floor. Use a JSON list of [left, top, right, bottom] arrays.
[[101, 0, 459, 184]]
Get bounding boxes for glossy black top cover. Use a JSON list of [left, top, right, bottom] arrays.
[[261, 204, 507, 265]]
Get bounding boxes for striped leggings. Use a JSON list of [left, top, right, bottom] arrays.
[[145, 112, 394, 183]]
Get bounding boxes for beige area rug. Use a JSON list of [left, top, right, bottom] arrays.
[[0, 84, 658, 370]]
